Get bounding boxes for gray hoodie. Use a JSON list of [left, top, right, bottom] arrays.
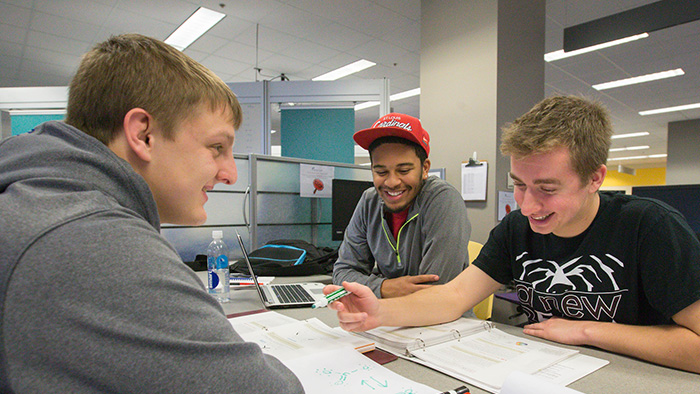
[[0, 121, 303, 393], [333, 176, 472, 297]]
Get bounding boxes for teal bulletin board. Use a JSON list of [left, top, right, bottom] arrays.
[[280, 108, 355, 164], [11, 114, 65, 135]]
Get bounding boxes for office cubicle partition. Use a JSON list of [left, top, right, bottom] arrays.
[[161, 154, 371, 263]]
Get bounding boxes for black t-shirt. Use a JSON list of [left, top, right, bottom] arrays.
[[474, 191, 700, 325]]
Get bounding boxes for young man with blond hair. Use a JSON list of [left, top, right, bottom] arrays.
[[0, 34, 303, 393], [328, 96, 700, 374]]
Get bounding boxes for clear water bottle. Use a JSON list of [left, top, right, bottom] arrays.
[[207, 230, 230, 303]]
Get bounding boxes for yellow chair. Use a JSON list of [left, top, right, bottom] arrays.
[[469, 241, 493, 320]]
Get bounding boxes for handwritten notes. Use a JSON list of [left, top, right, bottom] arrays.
[[228, 312, 438, 394], [286, 347, 437, 394]]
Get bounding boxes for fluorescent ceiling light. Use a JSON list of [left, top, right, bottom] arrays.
[[390, 88, 421, 101], [8, 109, 66, 115], [593, 68, 684, 91], [313, 59, 376, 81], [611, 132, 649, 140], [639, 102, 700, 116], [354, 88, 421, 111], [544, 33, 648, 62], [165, 7, 225, 51], [609, 145, 649, 152], [354, 101, 380, 111], [608, 153, 667, 161]]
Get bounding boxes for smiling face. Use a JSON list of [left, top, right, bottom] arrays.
[[370, 142, 430, 213], [146, 105, 237, 225], [510, 146, 606, 238]]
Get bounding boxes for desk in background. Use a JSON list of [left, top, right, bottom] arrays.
[[195, 272, 699, 393]]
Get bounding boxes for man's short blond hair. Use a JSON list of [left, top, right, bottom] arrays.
[[66, 34, 241, 144], [500, 96, 612, 184]]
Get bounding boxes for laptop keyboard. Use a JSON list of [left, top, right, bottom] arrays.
[[272, 284, 315, 303]]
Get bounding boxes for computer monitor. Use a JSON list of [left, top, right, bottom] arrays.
[[631, 184, 700, 240], [332, 179, 374, 241]]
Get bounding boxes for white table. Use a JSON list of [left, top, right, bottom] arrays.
[[198, 272, 700, 393]]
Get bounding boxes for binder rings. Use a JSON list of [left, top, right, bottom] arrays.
[[359, 317, 608, 393]]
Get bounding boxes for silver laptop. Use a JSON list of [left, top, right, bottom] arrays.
[[235, 232, 326, 309]]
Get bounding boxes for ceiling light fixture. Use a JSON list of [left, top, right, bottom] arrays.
[[354, 101, 380, 111], [609, 145, 649, 152], [8, 109, 66, 115], [544, 33, 648, 62], [639, 102, 700, 116], [164, 7, 225, 51], [354, 88, 421, 111], [390, 88, 421, 101], [593, 68, 684, 90], [611, 132, 649, 140], [313, 59, 376, 81], [608, 153, 667, 161]]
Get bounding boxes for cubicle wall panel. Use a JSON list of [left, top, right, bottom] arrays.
[[161, 154, 370, 262], [200, 193, 247, 226], [255, 225, 336, 249], [255, 193, 334, 225], [318, 198, 332, 223], [256, 193, 315, 224], [161, 225, 248, 263], [256, 160, 301, 192], [314, 223, 337, 248], [334, 167, 373, 182], [256, 159, 371, 192]]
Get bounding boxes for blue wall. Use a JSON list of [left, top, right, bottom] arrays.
[[11, 114, 65, 135], [280, 108, 355, 163]]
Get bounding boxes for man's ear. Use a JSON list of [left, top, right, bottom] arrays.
[[123, 108, 154, 162], [422, 158, 431, 179], [589, 164, 607, 192]]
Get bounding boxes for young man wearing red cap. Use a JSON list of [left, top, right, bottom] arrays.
[[332, 113, 472, 298]]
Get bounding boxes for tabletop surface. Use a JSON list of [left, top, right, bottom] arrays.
[[198, 272, 699, 393]]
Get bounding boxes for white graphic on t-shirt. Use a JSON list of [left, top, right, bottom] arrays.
[[518, 253, 621, 293], [514, 252, 627, 322]]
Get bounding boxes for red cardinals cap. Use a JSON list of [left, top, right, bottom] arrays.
[[353, 113, 430, 157]]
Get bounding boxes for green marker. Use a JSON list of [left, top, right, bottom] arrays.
[[312, 287, 351, 309]]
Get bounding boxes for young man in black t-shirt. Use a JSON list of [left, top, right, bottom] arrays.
[[326, 96, 700, 374]]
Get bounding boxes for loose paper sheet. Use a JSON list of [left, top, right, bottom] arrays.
[[498, 191, 517, 220], [501, 371, 585, 394], [300, 164, 334, 198], [461, 161, 488, 201], [229, 312, 437, 394], [286, 347, 438, 394]]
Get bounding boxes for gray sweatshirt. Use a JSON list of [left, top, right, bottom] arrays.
[[0, 121, 303, 393], [333, 176, 472, 297]]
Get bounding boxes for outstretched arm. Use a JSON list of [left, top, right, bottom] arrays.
[[523, 298, 700, 373], [379, 274, 440, 298], [328, 265, 502, 331]]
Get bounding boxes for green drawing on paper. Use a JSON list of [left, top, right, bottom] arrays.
[[314, 363, 421, 393], [361, 376, 389, 389]]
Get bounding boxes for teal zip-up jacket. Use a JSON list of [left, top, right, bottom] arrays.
[[333, 176, 472, 297]]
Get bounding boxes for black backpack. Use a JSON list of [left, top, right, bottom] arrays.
[[231, 239, 338, 276]]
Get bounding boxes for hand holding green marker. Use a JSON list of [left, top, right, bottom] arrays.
[[312, 287, 351, 309]]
